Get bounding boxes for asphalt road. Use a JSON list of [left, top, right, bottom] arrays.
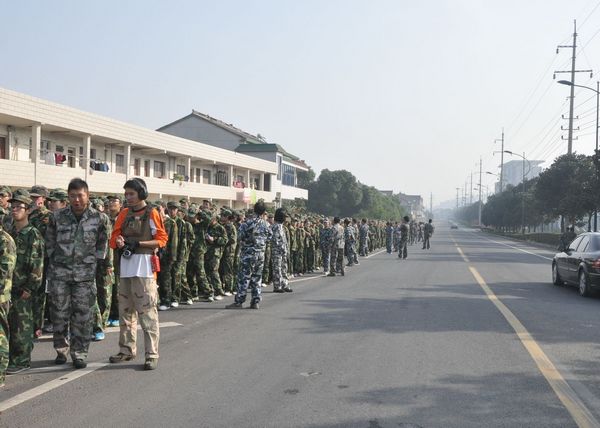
[[1, 226, 600, 428]]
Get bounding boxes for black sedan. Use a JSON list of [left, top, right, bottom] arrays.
[[552, 232, 600, 297]]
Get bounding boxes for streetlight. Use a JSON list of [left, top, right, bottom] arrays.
[[504, 150, 531, 234], [557, 79, 599, 231]]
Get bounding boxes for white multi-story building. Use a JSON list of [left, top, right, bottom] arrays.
[[493, 159, 544, 193], [0, 87, 285, 208]]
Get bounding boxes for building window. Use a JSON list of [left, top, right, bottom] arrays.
[[134, 158, 141, 176], [203, 169, 212, 185], [115, 154, 125, 174], [215, 170, 228, 186], [144, 160, 150, 177], [195, 168, 202, 183], [282, 164, 296, 186], [176, 164, 186, 177], [154, 161, 165, 179], [264, 173, 271, 192]]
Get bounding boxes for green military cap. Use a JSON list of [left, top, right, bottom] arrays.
[[187, 207, 198, 217], [152, 200, 163, 207], [9, 188, 32, 206], [167, 201, 180, 209], [0, 186, 11, 197], [220, 208, 232, 217], [179, 198, 188, 204], [48, 188, 68, 201], [29, 185, 49, 198]]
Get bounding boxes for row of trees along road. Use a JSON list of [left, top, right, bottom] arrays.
[[289, 168, 407, 220], [456, 153, 600, 232]]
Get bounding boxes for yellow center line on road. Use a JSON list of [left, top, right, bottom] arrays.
[[458, 245, 600, 428]]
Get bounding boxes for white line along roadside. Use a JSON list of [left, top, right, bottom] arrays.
[[476, 233, 554, 261], [0, 321, 183, 413]]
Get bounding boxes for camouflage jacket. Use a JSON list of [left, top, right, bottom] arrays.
[[271, 223, 288, 256], [239, 216, 273, 255], [8, 224, 45, 296], [174, 217, 188, 263], [206, 222, 227, 256], [160, 216, 178, 264], [29, 206, 52, 239], [0, 228, 16, 303], [191, 218, 209, 255], [45, 205, 109, 283], [96, 212, 113, 272], [0, 206, 8, 227], [223, 221, 237, 257], [359, 224, 369, 240], [320, 227, 334, 249], [331, 224, 345, 250], [344, 225, 357, 244]]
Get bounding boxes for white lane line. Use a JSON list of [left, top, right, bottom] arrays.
[[39, 321, 183, 340], [0, 362, 109, 413], [477, 235, 554, 261], [365, 249, 386, 258]]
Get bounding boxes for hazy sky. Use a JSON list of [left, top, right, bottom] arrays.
[[2, 0, 600, 206]]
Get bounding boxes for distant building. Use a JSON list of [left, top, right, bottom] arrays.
[[494, 159, 544, 193], [398, 193, 424, 219], [158, 110, 308, 202]]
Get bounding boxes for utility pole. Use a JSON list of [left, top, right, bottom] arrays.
[[478, 157, 483, 226], [470, 172, 473, 205], [430, 192, 433, 218], [456, 187, 460, 210], [494, 128, 505, 192], [555, 20, 592, 154]]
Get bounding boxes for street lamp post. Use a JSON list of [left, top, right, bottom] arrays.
[[504, 150, 531, 234], [558, 79, 600, 232]]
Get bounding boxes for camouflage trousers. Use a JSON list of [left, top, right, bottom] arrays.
[[32, 260, 49, 332], [188, 251, 208, 299], [220, 250, 236, 294], [92, 270, 114, 333], [8, 296, 34, 367], [305, 245, 315, 271], [172, 261, 191, 303], [117, 276, 159, 358], [422, 235, 431, 250], [50, 279, 96, 361], [386, 236, 393, 253], [235, 251, 265, 304], [0, 302, 8, 383], [346, 243, 358, 265], [272, 251, 289, 290], [330, 248, 345, 275], [294, 248, 305, 274], [204, 251, 224, 298], [398, 238, 408, 259], [321, 246, 331, 273], [157, 261, 174, 305], [262, 248, 272, 284], [359, 238, 368, 256]]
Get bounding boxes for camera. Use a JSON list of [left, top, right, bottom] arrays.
[[121, 245, 134, 259]]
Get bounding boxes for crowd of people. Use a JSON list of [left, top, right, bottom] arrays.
[[0, 177, 434, 385]]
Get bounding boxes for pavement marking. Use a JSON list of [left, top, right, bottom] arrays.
[[39, 321, 182, 340], [477, 234, 553, 261], [467, 263, 600, 428], [455, 246, 470, 263], [365, 249, 386, 258], [0, 362, 109, 414]]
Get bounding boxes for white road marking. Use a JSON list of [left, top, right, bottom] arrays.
[[476, 233, 554, 261], [39, 321, 183, 340]]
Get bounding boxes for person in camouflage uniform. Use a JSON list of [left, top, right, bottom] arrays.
[[328, 217, 345, 277], [359, 219, 369, 256], [227, 201, 272, 309], [397, 216, 410, 260], [91, 202, 113, 341], [106, 195, 122, 326], [0, 186, 10, 228], [6, 190, 44, 372], [261, 213, 274, 286], [0, 224, 16, 387], [184, 206, 199, 304], [304, 219, 316, 273], [157, 202, 178, 310], [294, 220, 305, 276], [345, 219, 358, 266], [319, 218, 333, 274], [168, 202, 190, 307], [204, 213, 227, 301], [220, 209, 237, 295], [28, 185, 51, 338], [422, 219, 434, 250], [179, 209, 195, 304], [232, 210, 244, 289], [271, 208, 291, 293], [189, 209, 211, 301], [288, 219, 297, 277], [385, 221, 394, 254], [46, 178, 109, 368]]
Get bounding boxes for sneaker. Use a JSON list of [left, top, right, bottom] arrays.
[[55, 353, 67, 365], [283, 287, 293, 293], [192, 297, 200, 302], [225, 302, 243, 309], [184, 299, 194, 305], [73, 359, 87, 369], [109, 353, 134, 363], [327, 272, 336, 277], [93, 332, 105, 341], [261, 283, 267, 288], [223, 291, 232, 297], [206, 296, 215, 302], [6, 366, 30, 375], [250, 301, 260, 309], [214, 295, 224, 301], [170, 301, 179, 308], [110, 319, 120, 327], [144, 358, 158, 370], [158, 304, 169, 311]]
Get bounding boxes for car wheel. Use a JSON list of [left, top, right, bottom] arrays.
[[552, 263, 563, 286], [579, 270, 592, 297]]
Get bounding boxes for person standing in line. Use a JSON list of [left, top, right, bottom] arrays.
[[226, 201, 272, 309], [6, 190, 44, 374], [271, 208, 291, 293], [344, 218, 357, 267], [398, 216, 410, 260], [108, 178, 167, 371], [385, 221, 394, 254], [423, 219, 434, 250], [0, 223, 16, 388], [220, 209, 237, 296], [204, 213, 227, 301], [157, 202, 178, 311], [328, 217, 345, 277], [319, 218, 333, 274], [46, 178, 109, 369]]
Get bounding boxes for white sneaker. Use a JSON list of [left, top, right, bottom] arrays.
[[158, 305, 169, 311], [223, 291, 232, 296], [261, 283, 267, 288], [214, 295, 224, 301], [185, 299, 194, 305], [171, 302, 179, 308]]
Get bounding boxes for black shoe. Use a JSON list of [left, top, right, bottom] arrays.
[[226, 302, 244, 309], [341, 271, 345, 276], [109, 353, 135, 363], [73, 359, 87, 369], [327, 272, 336, 277], [6, 366, 30, 375], [250, 301, 259, 309], [55, 354, 67, 365], [144, 358, 158, 370], [273, 288, 284, 293], [283, 287, 293, 292]]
